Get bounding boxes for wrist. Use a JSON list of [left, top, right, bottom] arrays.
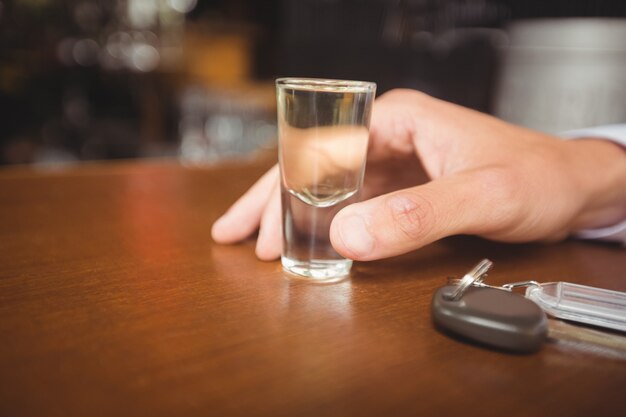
[[565, 138, 626, 230]]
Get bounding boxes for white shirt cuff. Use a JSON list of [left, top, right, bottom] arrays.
[[562, 124, 626, 149], [562, 124, 626, 246]]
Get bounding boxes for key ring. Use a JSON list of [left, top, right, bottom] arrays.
[[447, 258, 493, 301]]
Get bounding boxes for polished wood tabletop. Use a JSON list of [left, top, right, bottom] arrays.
[[1, 160, 625, 417]]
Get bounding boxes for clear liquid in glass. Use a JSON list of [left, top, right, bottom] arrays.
[[277, 79, 374, 281]]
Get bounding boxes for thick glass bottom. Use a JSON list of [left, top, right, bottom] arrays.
[[281, 256, 352, 283]]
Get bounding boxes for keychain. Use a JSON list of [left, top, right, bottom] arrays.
[[432, 259, 626, 353]]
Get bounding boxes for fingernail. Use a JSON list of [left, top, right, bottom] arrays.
[[336, 215, 375, 258]]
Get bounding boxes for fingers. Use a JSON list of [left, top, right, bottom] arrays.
[[281, 125, 369, 192], [366, 89, 423, 162], [329, 169, 519, 261], [255, 181, 282, 260], [211, 165, 279, 244]]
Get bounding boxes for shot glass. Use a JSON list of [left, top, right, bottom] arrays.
[[276, 78, 376, 282]]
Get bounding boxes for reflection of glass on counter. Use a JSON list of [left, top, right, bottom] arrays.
[[178, 85, 277, 164]]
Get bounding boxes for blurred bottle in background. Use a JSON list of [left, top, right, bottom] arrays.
[[1, 0, 193, 165], [0, 0, 277, 166], [494, 18, 626, 133]]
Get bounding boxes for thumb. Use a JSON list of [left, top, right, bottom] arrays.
[[329, 170, 515, 261]]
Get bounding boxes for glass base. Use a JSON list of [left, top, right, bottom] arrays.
[[281, 256, 352, 283]]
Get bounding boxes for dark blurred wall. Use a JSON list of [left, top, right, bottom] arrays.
[[272, 0, 626, 110]]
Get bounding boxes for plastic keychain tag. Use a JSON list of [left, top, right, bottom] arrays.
[[525, 282, 626, 332]]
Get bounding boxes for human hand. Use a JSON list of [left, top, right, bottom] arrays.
[[212, 89, 626, 261]]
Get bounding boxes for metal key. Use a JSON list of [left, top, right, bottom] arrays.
[[432, 259, 626, 354]]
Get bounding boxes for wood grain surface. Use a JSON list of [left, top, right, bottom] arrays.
[[1, 161, 625, 417]]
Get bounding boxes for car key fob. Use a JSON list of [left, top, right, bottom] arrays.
[[432, 285, 548, 353]]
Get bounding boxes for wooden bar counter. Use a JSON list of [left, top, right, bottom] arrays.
[[1, 160, 625, 417]]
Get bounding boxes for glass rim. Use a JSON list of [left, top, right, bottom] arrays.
[[276, 77, 376, 93]]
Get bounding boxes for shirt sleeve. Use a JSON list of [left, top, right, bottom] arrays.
[[561, 124, 626, 246]]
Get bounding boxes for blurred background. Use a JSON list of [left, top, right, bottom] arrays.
[[1, 0, 625, 166]]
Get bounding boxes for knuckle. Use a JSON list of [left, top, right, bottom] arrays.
[[472, 168, 522, 229], [476, 168, 519, 203], [384, 193, 436, 242], [380, 89, 429, 106]]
